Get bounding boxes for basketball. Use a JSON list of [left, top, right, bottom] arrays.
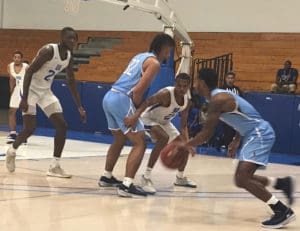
[[160, 141, 189, 169]]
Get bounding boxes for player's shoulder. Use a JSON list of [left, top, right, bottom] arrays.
[[37, 44, 54, 59], [210, 91, 234, 105]]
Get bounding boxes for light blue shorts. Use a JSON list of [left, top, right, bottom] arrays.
[[238, 122, 275, 166], [102, 90, 144, 134]]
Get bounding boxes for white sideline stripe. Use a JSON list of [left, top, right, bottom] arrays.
[[0, 135, 152, 160]]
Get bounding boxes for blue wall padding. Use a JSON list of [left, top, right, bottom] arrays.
[[243, 92, 295, 153], [290, 96, 300, 154], [80, 82, 111, 134], [146, 67, 175, 98], [51, 80, 84, 130]]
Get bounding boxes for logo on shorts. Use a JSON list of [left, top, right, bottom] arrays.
[[55, 64, 62, 71]]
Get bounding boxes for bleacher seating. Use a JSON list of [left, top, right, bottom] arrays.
[[1, 29, 300, 92]]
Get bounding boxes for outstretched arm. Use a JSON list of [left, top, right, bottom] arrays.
[[66, 57, 87, 123], [185, 97, 223, 147], [124, 89, 170, 128]]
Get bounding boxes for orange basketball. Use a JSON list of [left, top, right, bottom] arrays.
[[160, 141, 189, 169]]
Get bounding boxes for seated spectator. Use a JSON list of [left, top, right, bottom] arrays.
[[271, 60, 298, 94]]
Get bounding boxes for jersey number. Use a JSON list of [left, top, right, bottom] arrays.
[[44, 70, 55, 81], [123, 59, 140, 76]]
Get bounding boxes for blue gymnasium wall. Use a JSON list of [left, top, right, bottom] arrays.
[[17, 52, 176, 135], [243, 92, 300, 154]]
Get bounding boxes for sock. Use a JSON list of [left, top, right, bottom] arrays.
[[177, 171, 184, 179], [268, 177, 276, 188], [9, 131, 17, 135], [266, 195, 279, 205], [144, 167, 152, 179], [8, 146, 17, 154], [103, 170, 112, 178], [123, 177, 133, 187], [274, 178, 286, 190], [52, 157, 60, 167]]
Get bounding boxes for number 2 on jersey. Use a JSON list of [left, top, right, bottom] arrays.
[[123, 59, 140, 76], [44, 70, 55, 81]]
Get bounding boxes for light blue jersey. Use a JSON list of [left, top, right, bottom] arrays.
[[112, 52, 156, 95], [211, 88, 275, 166], [103, 52, 156, 134], [211, 89, 264, 136]]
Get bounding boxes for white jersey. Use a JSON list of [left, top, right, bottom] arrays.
[[141, 86, 189, 125], [9, 62, 28, 91], [30, 43, 71, 92]]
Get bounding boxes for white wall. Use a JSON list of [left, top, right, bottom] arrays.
[[1, 0, 300, 32]]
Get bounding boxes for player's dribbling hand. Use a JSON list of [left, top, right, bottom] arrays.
[[176, 142, 196, 157], [78, 107, 87, 123], [19, 98, 29, 112]]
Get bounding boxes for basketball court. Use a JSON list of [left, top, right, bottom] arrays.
[[0, 130, 299, 231], [0, 0, 300, 230]]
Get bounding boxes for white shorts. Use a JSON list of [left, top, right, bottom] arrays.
[[9, 87, 22, 108], [24, 88, 62, 117], [142, 117, 180, 143]]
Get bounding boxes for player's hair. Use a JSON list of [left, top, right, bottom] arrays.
[[198, 68, 218, 90], [225, 71, 236, 78], [175, 73, 191, 83], [149, 33, 175, 54], [61, 27, 78, 41], [13, 50, 23, 58]]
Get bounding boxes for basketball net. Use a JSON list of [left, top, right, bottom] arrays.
[[64, 0, 81, 15]]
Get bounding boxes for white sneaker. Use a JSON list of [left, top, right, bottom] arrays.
[[174, 176, 197, 188], [141, 175, 156, 194], [6, 147, 16, 172], [47, 165, 72, 178]]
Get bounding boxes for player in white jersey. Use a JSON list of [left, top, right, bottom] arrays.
[[6, 27, 87, 178], [124, 73, 196, 194], [7, 51, 29, 144]]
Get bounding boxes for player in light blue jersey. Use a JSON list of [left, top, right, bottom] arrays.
[[179, 68, 295, 228], [99, 33, 175, 197]]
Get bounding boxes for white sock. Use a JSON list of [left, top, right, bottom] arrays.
[[103, 170, 112, 178], [144, 167, 152, 179], [177, 171, 184, 179], [123, 177, 133, 187], [268, 177, 277, 188], [52, 157, 60, 167], [266, 195, 279, 205], [9, 131, 17, 135]]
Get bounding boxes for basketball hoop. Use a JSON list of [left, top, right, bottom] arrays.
[[64, 0, 81, 15]]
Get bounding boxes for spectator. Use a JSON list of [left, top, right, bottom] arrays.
[[271, 60, 298, 94], [220, 71, 242, 149], [222, 71, 242, 96]]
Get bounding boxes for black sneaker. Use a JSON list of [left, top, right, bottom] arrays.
[[6, 133, 17, 144], [117, 183, 147, 198], [98, 176, 122, 187], [275, 176, 295, 205], [261, 208, 296, 229]]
